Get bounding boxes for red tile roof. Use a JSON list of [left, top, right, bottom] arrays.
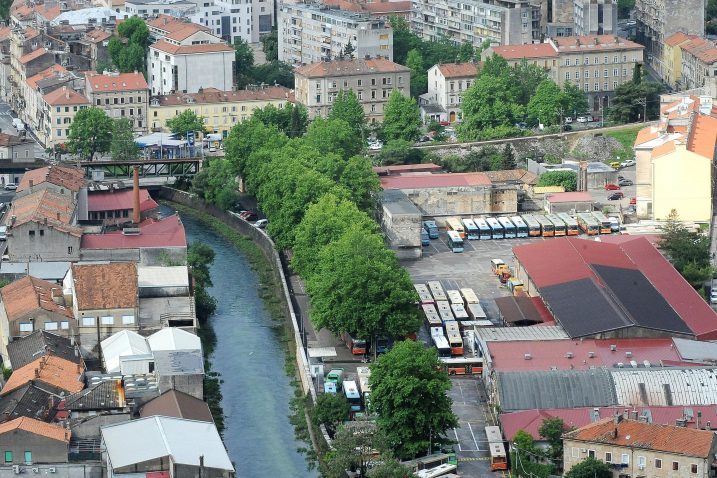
[[18, 48, 50, 65], [373, 163, 443, 174], [552, 35, 644, 52], [87, 188, 157, 213], [650, 140, 676, 158], [491, 43, 558, 60], [634, 126, 660, 146], [154, 86, 291, 106], [364, 1, 412, 13], [6, 189, 82, 237], [43, 87, 89, 106], [85, 72, 148, 93], [379, 172, 491, 189], [0, 132, 29, 147], [665, 32, 699, 47], [17, 165, 86, 193], [165, 24, 208, 42], [26, 64, 68, 90], [35, 3, 61, 20], [0, 26, 12, 42], [436, 62, 479, 78], [687, 114, 717, 159], [681, 37, 717, 64], [563, 417, 715, 458], [85, 29, 112, 43], [80, 214, 187, 250], [71, 262, 137, 310], [0, 417, 70, 442], [544, 191, 593, 203], [147, 15, 209, 35], [1, 276, 74, 322], [150, 39, 234, 55], [1, 356, 84, 395], [295, 58, 411, 78]]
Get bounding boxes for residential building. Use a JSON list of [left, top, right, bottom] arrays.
[[6, 330, 81, 370], [0, 132, 36, 165], [83, 188, 159, 225], [147, 21, 234, 95], [0, 355, 84, 396], [422, 63, 478, 123], [573, 0, 617, 35], [78, 29, 112, 72], [148, 86, 293, 137], [662, 32, 699, 89], [0, 381, 63, 423], [39, 86, 90, 147], [544, 0, 574, 37], [563, 416, 717, 478], [294, 58, 410, 122], [635, 0, 704, 76], [15, 165, 86, 199], [278, 4, 393, 66], [483, 42, 559, 69], [410, 0, 541, 47], [63, 379, 127, 419], [147, 15, 211, 41], [0, 417, 70, 464], [139, 389, 213, 422], [679, 37, 717, 93], [85, 72, 149, 133], [24, 66, 84, 141]]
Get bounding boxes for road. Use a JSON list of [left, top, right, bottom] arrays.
[[0, 102, 48, 159]]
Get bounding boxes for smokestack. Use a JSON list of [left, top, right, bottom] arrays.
[[132, 166, 140, 225]]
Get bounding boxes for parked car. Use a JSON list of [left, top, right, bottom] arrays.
[[240, 211, 258, 221], [562, 124, 573, 132], [618, 179, 633, 186], [605, 183, 621, 190], [629, 197, 636, 205], [608, 192, 625, 200], [254, 219, 268, 229], [0, 226, 7, 241], [419, 135, 432, 143], [625, 205, 637, 214], [4, 183, 17, 191], [368, 141, 383, 151], [620, 159, 636, 167], [577, 116, 589, 123], [617, 175, 625, 181], [564, 117, 573, 124], [515, 122, 528, 130], [710, 293, 717, 305], [439, 120, 450, 126]]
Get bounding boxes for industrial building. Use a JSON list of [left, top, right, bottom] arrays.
[[380, 190, 423, 260]]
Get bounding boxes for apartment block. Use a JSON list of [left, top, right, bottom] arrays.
[[662, 32, 699, 89], [679, 37, 717, 94], [278, 4, 393, 66], [573, 0, 617, 36], [85, 72, 149, 133]]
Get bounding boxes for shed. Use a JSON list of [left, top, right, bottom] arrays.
[[137, 266, 190, 297], [380, 189, 423, 260], [544, 191, 594, 214], [100, 330, 151, 374]]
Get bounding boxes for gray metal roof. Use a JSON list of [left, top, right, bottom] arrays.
[[152, 349, 203, 375], [381, 189, 422, 216], [496, 369, 617, 411], [0, 262, 71, 281], [475, 325, 569, 342], [611, 368, 717, 406], [672, 338, 717, 363]]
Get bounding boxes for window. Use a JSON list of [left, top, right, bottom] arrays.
[[316, 95, 321, 103], [621, 454, 629, 465], [673, 462, 679, 471], [604, 82, 608, 90], [575, 71, 580, 79], [357, 79, 362, 86], [357, 91, 363, 100], [588, 450, 595, 458], [44, 322, 58, 331], [82, 317, 96, 326], [371, 78, 376, 86], [572, 448, 578, 458], [692, 464, 698, 474], [4, 451, 11, 463], [584, 71, 589, 78], [19, 323, 33, 333], [57, 129, 62, 137], [29, 230, 35, 237], [613, 68, 619, 76], [67, 246, 73, 254], [101, 316, 114, 325], [638, 456, 645, 468], [595, 83, 600, 91], [604, 69, 608, 77], [565, 58, 570, 66], [595, 70, 599, 78], [566, 72, 570, 80], [584, 57, 589, 65], [60, 321, 69, 330], [23, 452, 31, 465], [613, 81, 618, 88], [655, 458, 662, 468], [605, 452, 612, 463], [122, 315, 135, 325], [604, 56, 608, 64], [584, 83, 589, 92], [613, 55, 618, 63]]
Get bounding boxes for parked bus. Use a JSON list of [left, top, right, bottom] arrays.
[[546, 214, 566, 236], [460, 288, 479, 305], [445, 217, 465, 239], [414, 283, 434, 304], [341, 333, 367, 355], [416, 464, 458, 478], [577, 212, 600, 235], [467, 302, 487, 321], [534, 214, 555, 237], [423, 220, 439, 239], [485, 217, 504, 239], [432, 332, 451, 358], [441, 356, 483, 375], [486, 426, 508, 471], [511, 215, 528, 238], [343, 380, 362, 412], [521, 214, 542, 237], [422, 304, 442, 328], [447, 290, 463, 305], [447, 230, 464, 253], [428, 281, 447, 301], [557, 212, 580, 236], [356, 366, 371, 408], [451, 303, 469, 321], [444, 321, 464, 356], [403, 454, 456, 476], [436, 301, 455, 324], [498, 216, 517, 239], [474, 218, 492, 240], [462, 219, 479, 240], [592, 211, 613, 234]]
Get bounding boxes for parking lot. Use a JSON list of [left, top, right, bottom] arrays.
[[586, 163, 637, 215]]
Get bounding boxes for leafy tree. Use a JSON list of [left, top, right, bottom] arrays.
[[223, 119, 287, 178], [406, 49, 427, 98], [339, 155, 381, 211], [234, 37, 255, 87], [66, 107, 113, 160], [166, 110, 206, 138], [187, 241, 215, 288], [252, 103, 307, 138], [512, 59, 549, 105], [537, 171, 577, 191], [305, 118, 363, 159], [306, 227, 421, 339], [659, 209, 713, 289], [561, 81, 589, 117], [501, 143, 517, 170], [192, 159, 238, 210], [458, 42, 476, 62], [0, 0, 11, 21], [382, 91, 422, 142], [389, 16, 416, 65], [329, 90, 366, 136], [481, 53, 513, 79], [313, 393, 350, 435], [341, 40, 355, 59], [377, 139, 427, 165], [564, 457, 612, 478], [95, 59, 114, 74], [369, 340, 458, 459], [110, 118, 139, 162], [261, 30, 278, 62], [320, 422, 393, 478], [527, 80, 564, 126], [459, 74, 524, 140], [608, 65, 663, 123], [539, 417, 567, 459], [117, 16, 151, 49], [109, 17, 150, 73], [511, 430, 554, 478], [367, 459, 414, 478], [249, 60, 295, 88], [617, 0, 635, 17]]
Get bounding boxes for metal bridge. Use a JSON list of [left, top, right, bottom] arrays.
[[78, 158, 203, 179]]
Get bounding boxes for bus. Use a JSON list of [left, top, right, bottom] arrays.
[[440, 356, 483, 375], [546, 214, 567, 236], [592, 211, 613, 234], [403, 454, 456, 476], [445, 217, 465, 239], [343, 380, 362, 412], [521, 214, 542, 237], [474, 218, 492, 240], [577, 212, 600, 235], [446, 290, 463, 305], [557, 212, 580, 236], [422, 304, 443, 328], [428, 281, 447, 301], [498, 217, 517, 239], [485, 426, 508, 471], [467, 302, 487, 321], [511, 215, 528, 238], [444, 321, 464, 356], [423, 220, 439, 239], [462, 218, 479, 240], [356, 366, 371, 409], [485, 217, 504, 239], [414, 283, 434, 305], [436, 301, 455, 324], [416, 464, 458, 478], [534, 214, 555, 237], [451, 303, 469, 321], [341, 333, 367, 355], [432, 331, 451, 358], [447, 230, 464, 253], [460, 288, 479, 305]]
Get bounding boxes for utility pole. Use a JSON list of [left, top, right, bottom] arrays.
[[635, 98, 647, 122]]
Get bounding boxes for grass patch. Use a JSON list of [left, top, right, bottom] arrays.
[[606, 125, 643, 162]]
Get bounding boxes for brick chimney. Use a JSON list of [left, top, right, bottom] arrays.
[[132, 165, 140, 224]]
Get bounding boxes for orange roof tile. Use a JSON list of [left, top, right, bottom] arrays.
[[17, 165, 86, 193], [552, 35, 644, 52], [1, 356, 84, 395], [1, 276, 73, 322], [35, 3, 61, 20], [687, 114, 717, 159], [164, 24, 208, 42], [26, 64, 68, 90], [651, 140, 677, 158], [147, 15, 208, 35], [150, 39, 233, 55], [85, 29, 112, 43], [364, 1, 411, 13], [85, 72, 148, 92], [154, 86, 292, 106], [665, 32, 699, 47], [71, 262, 138, 310], [491, 43, 558, 60], [18, 48, 50, 65], [634, 126, 660, 146], [0, 417, 70, 442], [11, 3, 34, 20], [6, 189, 82, 237], [43, 86, 89, 106], [21, 27, 40, 41], [564, 417, 715, 458], [681, 37, 717, 64], [436, 62, 479, 78], [0, 26, 12, 42], [295, 58, 410, 78]]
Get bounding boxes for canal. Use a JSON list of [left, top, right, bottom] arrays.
[[169, 205, 316, 477]]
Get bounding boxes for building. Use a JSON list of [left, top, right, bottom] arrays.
[[100, 330, 151, 374], [380, 189, 422, 260], [573, 0, 617, 36], [278, 4, 392, 66], [421, 63, 478, 123], [679, 37, 717, 93], [148, 86, 293, 137], [6, 330, 81, 370], [39, 86, 90, 147], [0, 132, 37, 165], [83, 188, 158, 225], [101, 416, 235, 478], [85, 72, 149, 133], [147, 21, 234, 96], [494, 295, 554, 326], [0, 381, 63, 423], [15, 165, 86, 199], [146, 328, 203, 399], [662, 32, 699, 89], [294, 59, 410, 122], [410, 0, 541, 47], [543, 191, 594, 213], [635, 0, 704, 77], [512, 236, 717, 339], [0, 417, 70, 464], [563, 416, 717, 478], [1, 355, 84, 396], [139, 390, 213, 422]]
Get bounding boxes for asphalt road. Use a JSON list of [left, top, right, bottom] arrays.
[[0, 103, 47, 159]]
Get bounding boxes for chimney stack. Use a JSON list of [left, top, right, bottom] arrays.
[[132, 165, 140, 224]]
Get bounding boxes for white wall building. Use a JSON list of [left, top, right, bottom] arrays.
[[422, 63, 478, 123]]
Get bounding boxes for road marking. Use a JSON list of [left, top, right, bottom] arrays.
[[453, 428, 462, 452], [467, 422, 481, 451]]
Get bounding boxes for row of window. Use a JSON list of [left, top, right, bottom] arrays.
[[55, 105, 87, 113], [80, 315, 136, 326], [18, 321, 70, 332], [564, 54, 638, 66], [581, 81, 620, 92], [565, 68, 628, 79], [4, 451, 32, 464], [94, 96, 144, 106], [320, 76, 405, 89], [579, 448, 699, 473]]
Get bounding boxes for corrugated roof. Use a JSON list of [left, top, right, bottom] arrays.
[[0, 416, 69, 442], [380, 172, 491, 189], [611, 368, 717, 406], [672, 338, 717, 363], [101, 416, 234, 471], [564, 417, 715, 458], [100, 330, 149, 373], [80, 214, 187, 250], [87, 188, 157, 212], [7, 331, 80, 370], [476, 325, 569, 342], [139, 390, 213, 422], [64, 379, 125, 410]]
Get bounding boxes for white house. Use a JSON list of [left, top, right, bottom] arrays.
[[421, 63, 478, 124]]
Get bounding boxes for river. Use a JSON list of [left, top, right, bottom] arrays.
[[169, 205, 316, 477]]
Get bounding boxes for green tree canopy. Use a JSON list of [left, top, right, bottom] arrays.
[[527, 80, 564, 126], [187, 241, 215, 288], [536, 170, 577, 191], [339, 155, 381, 211], [110, 118, 139, 162], [501, 143, 517, 170], [223, 119, 288, 180], [512, 59, 549, 105], [233, 37, 255, 87], [66, 107, 113, 160], [608, 65, 663, 123], [166, 110, 206, 138], [252, 103, 307, 138], [249, 60, 295, 88], [561, 81, 589, 116], [659, 209, 713, 289], [328, 90, 366, 136], [538, 417, 567, 459], [313, 393, 350, 435], [305, 117, 363, 159], [320, 422, 393, 478], [511, 430, 554, 478], [381, 91, 422, 142], [406, 49, 427, 99], [191, 159, 238, 210], [109, 17, 150, 73], [459, 74, 524, 140], [369, 340, 458, 459], [564, 457, 612, 478]]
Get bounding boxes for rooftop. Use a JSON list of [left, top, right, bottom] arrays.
[[71, 262, 138, 310], [551, 35, 644, 52], [664, 32, 699, 47], [43, 86, 89, 106], [84, 29, 112, 43], [686, 113, 717, 159], [544, 191, 594, 203], [681, 37, 717, 64], [63, 379, 125, 410], [26, 64, 69, 90], [7, 331, 80, 371], [18, 165, 85, 194], [379, 172, 491, 189], [150, 39, 233, 55], [490, 43, 558, 60], [137, 266, 189, 289], [1, 276, 74, 323], [476, 325, 569, 342], [295, 58, 410, 78], [100, 330, 149, 374], [373, 163, 443, 175], [147, 15, 209, 35], [6, 189, 82, 237], [87, 188, 157, 213], [484, 169, 538, 185], [435, 62, 479, 78], [139, 390, 213, 422], [1, 356, 84, 396], [80, 214, 187, 250], [0, 381, 62, 423], [153, 86, 291, 107], [381, 189, 421, 215], [18, 48, 50, 65], [85, 72, 148, 93], [0, 416, 69, 442], [494, 295, 554, 325]]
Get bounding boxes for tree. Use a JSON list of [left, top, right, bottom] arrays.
[[369, 340, 458, 459], [617, 0, 635, 17], [511, 430, 554, 478], [339, 155, 382, 211], [187, 242, 215, 288], [261, 30, 278, 62], [313, 393, 350, 435], [329, 90, 366, 136], [249, 60, 295, 88], [381, 91, 422, 142], [527, 80, 564, 126], [234, 38, 255, 87], [561, 81, 589, 117], [252, 103, 307, 138], [659, 209, 713, 289], [377, 139, 427, 165], [341, 40, 355, 59], [110, 118, 139, 162], [109, 17, 150, 73], [166, 110, 206, 138], [536, 171, 577, 191], [306, 227, 421, 339], [366, 460, 414, 478], [389, 16, 414, 65], [538, 417, 567, 460], [564, 457, 612, 478], [66, 107, 113, 160], [406, 49, 427, 98], [0, 0, 11, 21], [608, 65, 663, 123], [501, 143, 517, 170], [305, 118, 363, 160], [512, 59, 549, 105], [459, 74, 524, 140], [458, 42, 475, 62], [320, 422, 393, 478]]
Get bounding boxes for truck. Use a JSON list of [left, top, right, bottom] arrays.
[[423, 220, 439, 239], [507, 278, 524, 294], [490, 259, 511, 283], [324, 368, 345, 394]]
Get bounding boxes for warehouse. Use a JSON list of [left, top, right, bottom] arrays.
[[380, 189, 423, 260]]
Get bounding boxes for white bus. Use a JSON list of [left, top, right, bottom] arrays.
[[462, 218, 480, 240], [444, 321, 464, 356], [521, 214, 542, 237], [511, 215, 528, 238], [460, 288, 479, 305], [416, 464, 458, 478], [485, 426, 508, 471], [474, 218, 492, 240], [545, 213, 567, 236], [446, 290, 463, 305], [432, 333, 451, 358], [428, 281, 447, 301], [422, 303, 442, 328], [534, 214, 555, 237], [440, 356, 484, 375], [445, 217, 465, 239], [467, 302, 487, 321], [557, 212, 580, 236], [436, 301, 455, 324], [447, 230, 464, 253], [485, 217, 504, 239], [343, 380, 362, 412], [498, 216, 517, 238], [451, 303, 469, 320], [414, 283, 434, 304], [357, 366, 371, 407]]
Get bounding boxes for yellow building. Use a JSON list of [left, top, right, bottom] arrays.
[[148, 86, 294, 138], [662, 32, 699, 90]]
